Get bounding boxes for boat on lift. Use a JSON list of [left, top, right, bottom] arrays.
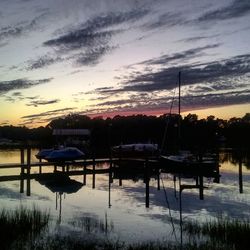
[[36, 146, 85, 162]]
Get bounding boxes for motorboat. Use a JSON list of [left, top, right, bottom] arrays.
[[36, 147, 85, 162]]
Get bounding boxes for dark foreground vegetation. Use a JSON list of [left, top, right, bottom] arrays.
[[184, 216, 250, 250], [0, 207, 250, 250], [1, 207, 249, 250], [0, 206, 50, 250], [0, 113, 250, 154]]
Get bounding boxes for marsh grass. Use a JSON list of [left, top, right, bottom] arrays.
[[31, 238, 234, 250], [69, 214, 114, 234], [184, 216, 250, 249], [0, 206, 50, 249], [1, 206, 248, 250], [31, 234, 124, 250]]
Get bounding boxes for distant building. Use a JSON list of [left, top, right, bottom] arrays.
[[52, 129, 91, 149]]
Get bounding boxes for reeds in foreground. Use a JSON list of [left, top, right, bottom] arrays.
[[184, 216, 250, 249], [0, 206, 50, 249]]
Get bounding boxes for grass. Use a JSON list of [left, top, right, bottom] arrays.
[[0, 206, 50, 250], [0, 206, 249, 250], [69, 213, 114, 234], [184, 216, 250, 249], [30, 238, 235, 250], [31, 234, 124, 250]]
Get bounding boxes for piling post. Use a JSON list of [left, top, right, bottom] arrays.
[[20, 148, 25, 193], [26, 147, 31, 196], [92, 157, 96, 189], [119, 178, 122, 186], [108, 162, 112, 207], [239, 150, 243, 193], [199, 175, 204, 200], [109, 158, 113, 184], [174, 175, 177, 198], [179, 178, 183, 250], [39, 158, 42, 174], [83, 159, 86, 185], [157, 169, 160, 190], [145, 157, 150, 208]]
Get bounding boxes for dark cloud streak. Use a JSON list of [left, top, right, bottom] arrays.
[[139, 44, 220, 66], [26, 99, 60, 107], [0, 78, 53, 95], [0, 12, 48, 45], [27, 54, 62, 70], [198, 0, 250, 22], [143, 11, 185, 30], [42, 9, 148, 67]]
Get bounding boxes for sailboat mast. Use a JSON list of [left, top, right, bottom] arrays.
[[178, 71, 181, 143], [178, 71, 181, 116]]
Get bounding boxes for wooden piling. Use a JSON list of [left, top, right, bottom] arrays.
[[83, 160, 87, 185], [157, 169, 160, 190], [39, 158, 42, 174], [199, 175, 204, 200], [239, 153, 243, 193], [108, 163, 112, 208], [26, 148, 31, 196], [119, 178, 122, 186], [145, 158, 149, 208], [92, 157, 96, 189], [20, 148, 25, 193]]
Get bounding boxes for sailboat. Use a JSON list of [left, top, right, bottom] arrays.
[[160, 72, 219, 175]]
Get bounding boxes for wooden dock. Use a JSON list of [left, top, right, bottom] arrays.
[[0, 148, 222, 203]]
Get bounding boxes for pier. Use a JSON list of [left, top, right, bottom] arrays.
[[0, 148, 223, 205]]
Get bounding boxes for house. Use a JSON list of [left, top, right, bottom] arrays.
[[52, 129, 91, 149]]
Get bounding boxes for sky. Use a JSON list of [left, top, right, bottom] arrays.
[[0, 0, 249, 127]]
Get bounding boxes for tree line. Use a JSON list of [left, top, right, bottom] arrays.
[[0, 113, 249, 154]]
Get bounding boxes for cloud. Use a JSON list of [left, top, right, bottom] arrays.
[[109, 53, 250, 94], [21, 107, 75, 119], [83, 52, 250, 115], [44, 9, 149, 49], [20, 107, 77, 126], [11, 91, 22, 96], [74, 45, 116, 66], [0, 120, 10, 126], [41, 9, 148, 67], [0, 12, 48, 44], [178, 34, 219, 43], [181, 89, 250, 111], [84, 89, 250, 117], [26, 98, 60, 107], [198, 0, 250, 22], [138, 44, 220, 66], [143, 11, 185, 30], [26, 54, 62, 70], [0, 78, 53, 95]]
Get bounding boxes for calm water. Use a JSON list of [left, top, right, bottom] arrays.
[[0, 148, 250, 244]]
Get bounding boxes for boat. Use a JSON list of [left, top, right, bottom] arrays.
[[160, 72, 219, 175], [36, 147, 85, 162], [111, 143, 158, 158], [36, 148, 54, 160]]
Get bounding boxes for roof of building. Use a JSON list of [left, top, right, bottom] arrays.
[[52, 129, 91, 136]]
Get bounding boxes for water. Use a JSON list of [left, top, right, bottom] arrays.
[[0, 148, 250, 244]]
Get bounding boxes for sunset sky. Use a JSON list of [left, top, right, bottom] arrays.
[[0, 0, 249, 127]]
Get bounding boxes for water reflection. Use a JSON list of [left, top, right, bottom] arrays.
[[0, 148, 250, 243], [36, 174, 83, 194], [69, 212, 114, 234]]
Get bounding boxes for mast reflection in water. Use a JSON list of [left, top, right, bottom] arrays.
[[0, 148, 250, 243]]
